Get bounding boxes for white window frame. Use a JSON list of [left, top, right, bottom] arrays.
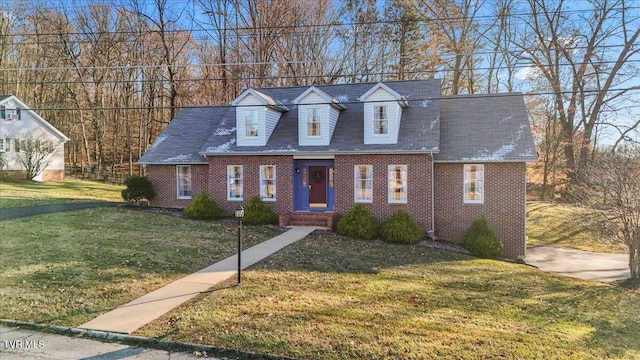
[[227, 165, 244, 201], [354, 165, 373, 203], [373, 105, 388, 135], [388, 164, 407, 204], [464, 164, 484, 204], [260, 165, 276, 201], [176, 165, 192, 199], [307, 107, 322, 137], [244, 109, 259, 137]]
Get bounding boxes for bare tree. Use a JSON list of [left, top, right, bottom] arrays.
[[513, 0, 640, 186], [570, 147, 640, 278], [15, 137, 58, 180]]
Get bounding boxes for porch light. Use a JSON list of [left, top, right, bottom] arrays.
[[235, 206, 244, 285]]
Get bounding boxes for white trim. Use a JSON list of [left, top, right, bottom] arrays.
[[227, 165, 244, 201], [0, 96, 69, 141], [176, 165, 192, 199], [259, 165, 276, 202], [463, 164, 484, 204], [387, 164, 408, 204], [354, 165, 373, 203]]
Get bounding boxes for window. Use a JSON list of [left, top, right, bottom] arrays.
[[14, 139, 21, 152], [260, 165, 276, 201], [0, 138, 6, 152], [227, 165, 243, 200], [354, 165, 373, 203], [373, 105, 388, 135], [245, 110, 259, 137], [388, 165, 407, 203], [176, 166, 192, 199], [1, 107, 20, 121], [307, 108, 321, 137], [464, 164, 484, 203]]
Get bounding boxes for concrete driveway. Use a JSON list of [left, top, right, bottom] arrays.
[[526, 245, 629, 283]]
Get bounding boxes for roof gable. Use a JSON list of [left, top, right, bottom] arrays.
[[231, 89, 289, 112], [358, 82, 408, 107], [0, 95, 69, 142], [293, 86, 346, 110]]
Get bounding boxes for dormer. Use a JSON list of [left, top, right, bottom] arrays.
[[359, 83, 408, 145], [293, 86, 346, 146], [231, 89, 288, 146]]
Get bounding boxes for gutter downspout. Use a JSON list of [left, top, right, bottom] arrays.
[[428, 154, 437, 241]]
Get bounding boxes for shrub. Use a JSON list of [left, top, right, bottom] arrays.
[[242, 196, 278, 225], [462, 215, 503, 258], [184, 191, 225, 220], [380, 209, 423, 244], [121, 175, 156, 203], [336, 204, 379, 239]]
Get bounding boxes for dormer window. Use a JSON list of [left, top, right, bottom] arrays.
[[293, 86, 345, 146], [307, 108, 322, 137], [373, 105, 388, 135], [245, 109, 259, 137], [360, 83, 407, 145]]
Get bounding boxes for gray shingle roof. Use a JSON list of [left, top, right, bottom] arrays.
[[139, 80, 442, 164], [434, 93, 537, 162], [138, 81, 537, 165]]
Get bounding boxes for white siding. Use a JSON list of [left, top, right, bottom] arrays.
[[361, 88, 402, 145], [264, 108, 281, 142], [298, 105, 332, 146], [0, 100, 66, 173]]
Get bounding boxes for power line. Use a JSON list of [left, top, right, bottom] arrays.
[[17, 87, 640, 113]]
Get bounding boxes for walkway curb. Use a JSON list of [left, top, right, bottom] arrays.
[[79, 226, 320, 334], [0, 319, 297, 360]]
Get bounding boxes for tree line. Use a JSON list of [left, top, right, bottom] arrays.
[[0, 0, 638, 189]]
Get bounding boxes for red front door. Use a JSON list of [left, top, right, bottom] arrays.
[[308, 166, 327, 207]]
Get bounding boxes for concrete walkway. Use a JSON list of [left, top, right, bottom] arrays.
[[79, 226, 319, 335], [526, 245, 629, 283]]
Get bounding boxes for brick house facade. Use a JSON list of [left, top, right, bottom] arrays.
[[139, 80, 537, 258]]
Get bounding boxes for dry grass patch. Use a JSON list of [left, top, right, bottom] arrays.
[[138, 235, 640, 359], [0, 178, 124, 208], [0, 208, 278, 326], [527, 201, 627, 253]]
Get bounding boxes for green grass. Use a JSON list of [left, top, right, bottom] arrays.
[[0, 178, 124, 208], [136, 235, 640, 359], [527, 202, 627, 253], [0, 208, 278, 326]]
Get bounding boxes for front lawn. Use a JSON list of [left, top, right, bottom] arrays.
[[527, 201, 627, 253], [0, 208, 278, 326], [0, 178, 124, 208], [137, 235, 640, 359]]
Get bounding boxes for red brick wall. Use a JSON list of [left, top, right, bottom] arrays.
[[42, 170, 64, 182], [207, 155, 294, 215], [434, 162, 527, 258], [146, 164, 209, 208], [334, 154, 433, 230]]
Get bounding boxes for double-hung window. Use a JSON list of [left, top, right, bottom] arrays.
[[260, 165, 276, 201], [227, 165, 244, 200], [307, 108, 321, 137], [0, 138, 6, 152], [388, 165, 407, 203], [373, 105, 388, 135], [176, 165, 192, 199], [354, 165, 373, 203], [464, 164, 484, 203], [245, 110, 259, 137]]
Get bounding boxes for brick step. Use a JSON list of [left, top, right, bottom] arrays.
[[280, 211, 335, 228]]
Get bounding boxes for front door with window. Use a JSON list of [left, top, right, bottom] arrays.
[[308, 166, 327, 207], [293, 160, 334, 211]]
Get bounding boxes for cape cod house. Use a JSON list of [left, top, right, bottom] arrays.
[[138, 80, 537, 258], [0, 95, 69, 181]]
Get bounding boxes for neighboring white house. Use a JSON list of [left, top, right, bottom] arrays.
[[0, 95, 69, 181]]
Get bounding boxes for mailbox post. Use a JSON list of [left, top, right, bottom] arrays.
[[234, 206, 244, 285]]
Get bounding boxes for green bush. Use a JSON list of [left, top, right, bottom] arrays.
[[462, 215, 503, 258], [242, 196, 278, 225], [336, 204, 380, 240], [380, 209, 423, 244], [121, 175, 156, 203], [184, 191, 225, 220]]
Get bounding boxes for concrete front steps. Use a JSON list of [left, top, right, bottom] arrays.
[[279, 211, 336, 229]]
